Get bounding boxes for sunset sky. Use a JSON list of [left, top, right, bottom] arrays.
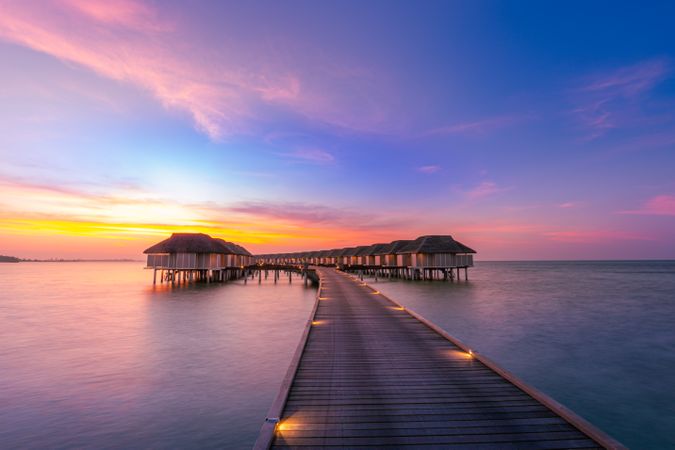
[[1, 0, 674, 259]]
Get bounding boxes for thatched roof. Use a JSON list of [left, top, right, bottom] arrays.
[[251, 235, 475, 259], [336, 247, 355, 257], [361, 243, 388, 256], [354, 245, 374, 256], [343, 246, 365, 257], [376, 240, 412, 255], [398, 235, 476, 254], [214, 239, 252, 256], [144, 233, 251, 255]]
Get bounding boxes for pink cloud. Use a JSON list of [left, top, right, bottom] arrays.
[[465, 181, 510, 200], [620, 195, 675, 216], [558, 202, 580, 208], [0, 1, 396, 139], [416, 165, 440, 174], [62, 0, 163, 30]]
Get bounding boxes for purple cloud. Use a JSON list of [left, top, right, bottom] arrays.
[[620, 195, 675, 216], [223, 201, 412, 231], [464, 181, 510, 200]]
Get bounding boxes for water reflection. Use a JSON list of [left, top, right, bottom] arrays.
[[0, 263, 315, 449]]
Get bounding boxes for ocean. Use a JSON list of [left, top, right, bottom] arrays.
[[1, 260, 674, 449]]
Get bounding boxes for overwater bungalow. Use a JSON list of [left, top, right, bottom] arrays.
[[375, 240, 412, 267], [144, 233, 253, 283], [304, 250, 316, 265], [363, 243, 389, 266], [249, 234, 477, 282], [316, 250, 328, 265], [398, 235, 476, 279], [335, 247, 354, 266], [325, 248, 341, 266], [344, 246, 366, 266], [353, 245, 372, 266], [399, 235, 475, 267]]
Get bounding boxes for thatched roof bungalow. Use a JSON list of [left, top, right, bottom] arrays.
[[354, 245, 374, 266], [363, 243, 390, 266], [335, 247, 354, 266], [325, 248, 341, 266], [144, 233, 253, 269], [399, 235, 476, 268], [344, 246, 367, 266], [375, 240, 412, 267]]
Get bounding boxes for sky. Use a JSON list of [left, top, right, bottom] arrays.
[[1, 0, 674, 260]]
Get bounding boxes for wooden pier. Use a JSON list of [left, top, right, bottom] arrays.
[[255, 267, 624, 449]]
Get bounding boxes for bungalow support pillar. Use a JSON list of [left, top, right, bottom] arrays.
[[153, 269, 157, 285]]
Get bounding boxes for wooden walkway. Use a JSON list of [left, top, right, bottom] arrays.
[[255, 268, 623, 449]]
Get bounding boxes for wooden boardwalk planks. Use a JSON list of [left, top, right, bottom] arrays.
[[255, 268, 624, 449]]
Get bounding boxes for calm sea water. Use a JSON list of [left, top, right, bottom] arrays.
[[368, 261, 675, 450], [0, 262, 316, 449], [1, 261, 674, 449]]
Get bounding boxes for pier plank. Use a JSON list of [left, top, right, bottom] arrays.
[[255, 268, 623, 449]]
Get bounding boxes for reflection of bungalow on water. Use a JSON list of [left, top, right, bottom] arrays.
[[254, 235, 476, 281], [144, 233, 253, 284]]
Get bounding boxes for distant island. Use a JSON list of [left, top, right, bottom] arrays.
[[0, 255, 140, 263]]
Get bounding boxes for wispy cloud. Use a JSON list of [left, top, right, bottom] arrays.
[[619, 195, 675, 216], [223, 201, 411, 231], [0, 0, 397, 140], [425, 115, 530, 137], [464, 181, 510, 200], [571, 59, 671, 139], [277, 148, 335, 165], [416, 165, 440, 174]]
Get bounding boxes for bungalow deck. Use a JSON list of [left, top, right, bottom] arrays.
[[254, 267, 623, 449]]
